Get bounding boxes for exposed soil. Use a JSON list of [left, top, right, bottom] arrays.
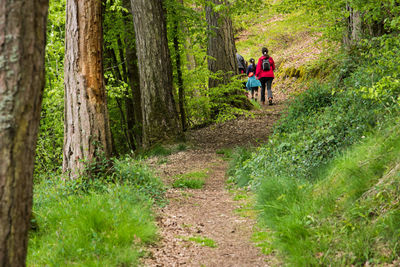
[[142, 92, 287, 267]]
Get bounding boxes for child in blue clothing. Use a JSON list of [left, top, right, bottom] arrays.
[[246, 58, 261, 100]]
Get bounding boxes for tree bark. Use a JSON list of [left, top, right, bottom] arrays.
[[130, 0, 182, 147], [171, 3, 187, 131], [344, 3, 362, 46], [206, 0, 238, 88], [122, 0, 143, 147], [0, 0, 48, 266], [64, 0, 113, 178]]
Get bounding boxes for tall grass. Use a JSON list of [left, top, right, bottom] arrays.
[[256, 122, 400, 266], [28, 158, 163, 266]]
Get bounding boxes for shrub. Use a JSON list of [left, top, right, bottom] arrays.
[[227, 147, 255, 187], [112, 157, 166, 204]]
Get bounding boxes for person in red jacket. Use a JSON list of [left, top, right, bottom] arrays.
[[255, 47, 275, 105]]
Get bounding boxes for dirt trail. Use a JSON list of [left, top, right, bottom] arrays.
[[143, 95, 286, 267]]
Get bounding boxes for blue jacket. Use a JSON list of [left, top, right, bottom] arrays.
[[246, 75, 261, 89]]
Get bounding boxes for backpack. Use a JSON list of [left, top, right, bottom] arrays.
[[262, 57, 270, 71]]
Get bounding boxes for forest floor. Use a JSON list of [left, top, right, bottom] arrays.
[[143, 89, 288, 267]]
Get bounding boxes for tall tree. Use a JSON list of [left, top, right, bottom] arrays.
[[122, 0, 143, 147], [171, 0, 187, 131], [206, 0, 238, 88], [0, 0, 48, 265], [64, 0, 113, 178], [130, 0, 182, 147]]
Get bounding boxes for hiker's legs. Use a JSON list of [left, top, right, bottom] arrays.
[[251, 87, 256, 97], [266, 78, 274, 99], [259, 77, 267, 103]]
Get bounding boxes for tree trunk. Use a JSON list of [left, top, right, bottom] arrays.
[[122, 0, 143, 147], [0, 0, 48, 266], [105, 45, 135, 151], [344, 3, 362, 47], [130, 0, 182, 147], [171, 2, 187, 131], [64, 0, 113, 178], [206, 0, 238, 88]]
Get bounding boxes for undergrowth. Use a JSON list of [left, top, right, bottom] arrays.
[[258, 121, 400, 266], [28, 157, 164, 266], [172, 170, 209, 189]]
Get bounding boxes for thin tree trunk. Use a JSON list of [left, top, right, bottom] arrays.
[[105, 46, 135, 151], [64, 0, 113, 178], [172, 2, 187, 131], [122, 0, 143, 147], [206, 0, 238, 88], [130, 0, 182, 147], [344, 3, 362, 47], [116, 36, 139, 145], [125, 40, 142, 147], [117, 37, 129, 83], [0, 0, 48, 265]]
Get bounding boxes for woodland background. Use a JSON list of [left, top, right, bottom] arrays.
[[2, 0, 400, 266]]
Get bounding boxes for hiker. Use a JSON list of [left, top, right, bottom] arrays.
[[246, 58, 261, 100], [255, 47, 275, 105], [236, 53, 246, 74]]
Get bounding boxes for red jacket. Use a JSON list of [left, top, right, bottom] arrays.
[[256, 56, 275, 78]]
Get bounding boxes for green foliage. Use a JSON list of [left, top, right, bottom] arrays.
[[29, 157, 165, 265], [142, 144, 173, 158], [267, 0, 400, 45], [232, 81, 385, 190], [275, 83, 333, 128], [216, 147, 234, 161], [112, 157, 166, 204], [172, 170, 208, 189], [227, 147, 255, 187], [187, 236, 218, 248], [355, 35, 400, 107], [35, 0, 66, 175], [209, 76, 254, 123], [230, 16, 400, 264], [136, 143, 189, 160], [172, 178, 205, 189], [255, 122, 400, 265], [103, 0, 137, 154], [230, 0, 267, 32]]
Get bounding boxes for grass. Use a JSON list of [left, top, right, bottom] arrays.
[[236, 10, 319, 62], [216, 148, 234, 161], [138, 143, 189, 159], [28, 185, 157, 266], [186, 236, 218, 248], [250, 99, 262, 109], [28, 158, 164, 266], [255, 122, 400, 265], [172, 170, 209, 189], [172, 178, 205, 189]]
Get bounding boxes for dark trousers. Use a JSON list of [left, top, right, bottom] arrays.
[[259, 77, 274, 102], [250, 87, 258, 95]]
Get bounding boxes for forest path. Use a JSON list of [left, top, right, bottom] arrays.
[[143, 94, 286, 266]]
